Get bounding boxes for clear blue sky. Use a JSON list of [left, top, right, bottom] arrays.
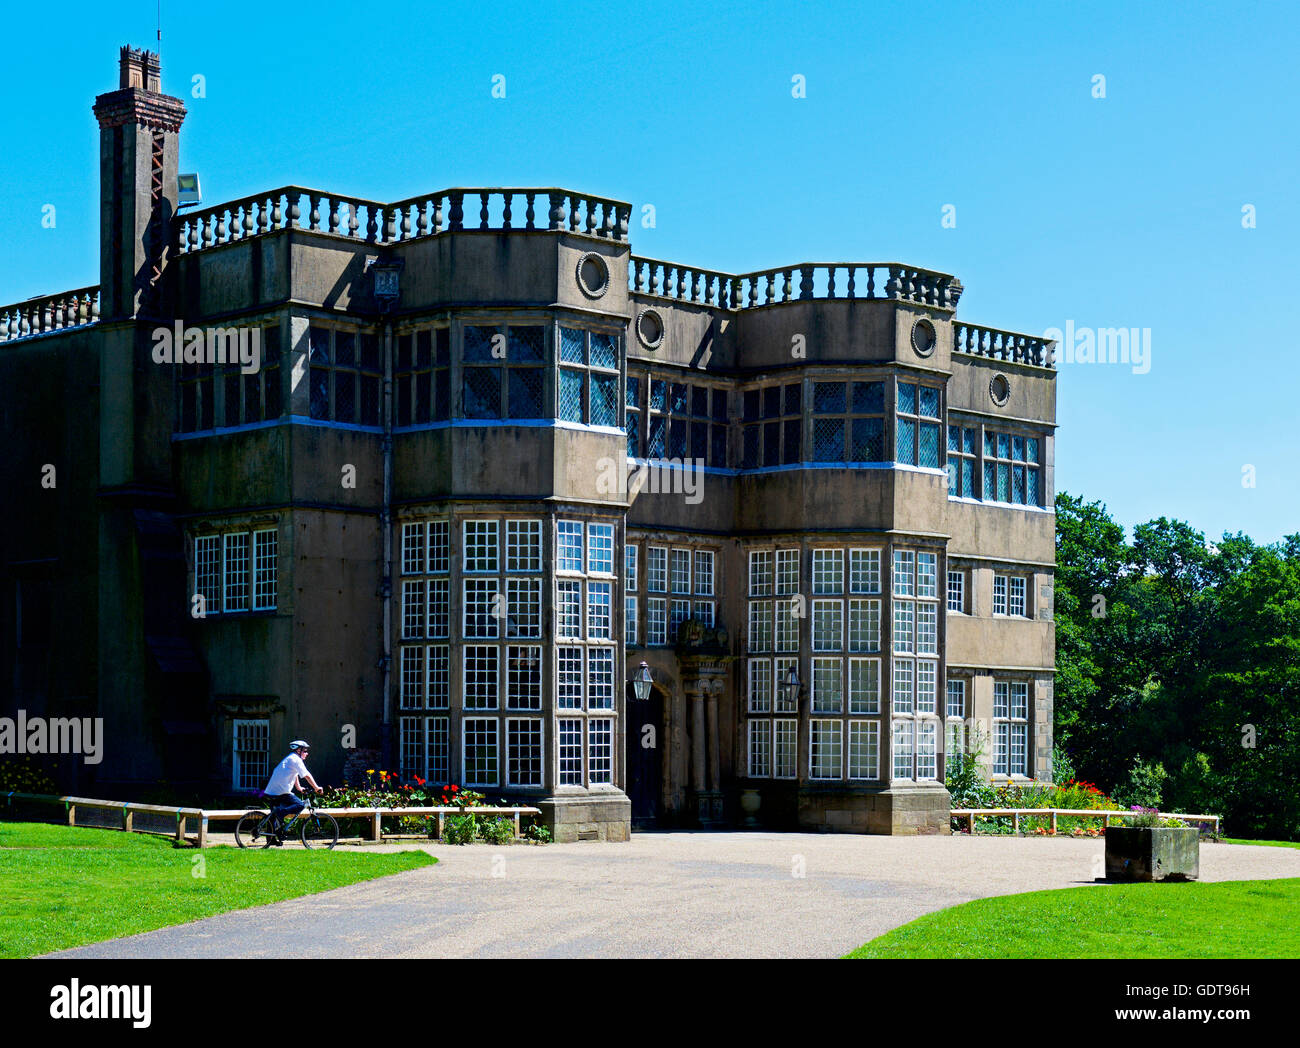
[[1, 1, 1295, 543]]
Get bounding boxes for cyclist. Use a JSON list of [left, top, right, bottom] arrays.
[[263, 740, 323, 842]]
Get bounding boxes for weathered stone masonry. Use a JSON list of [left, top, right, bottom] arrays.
[[0, 50, 1057, 839]]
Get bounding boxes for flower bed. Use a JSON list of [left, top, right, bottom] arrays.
[[316, 770, 549, 843], [956, 778, 1120, 836]]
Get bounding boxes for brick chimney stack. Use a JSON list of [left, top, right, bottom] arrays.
[[92, 48, 189, 491], [93, 46, 187, 322]]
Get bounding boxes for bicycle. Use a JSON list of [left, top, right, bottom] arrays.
[[235, 790, 339, 850]]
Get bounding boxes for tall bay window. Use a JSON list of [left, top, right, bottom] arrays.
[[747, 547, 801, 780], [397, 518, 453, 781], [745, 545, 883, 783], [891, 547, 941, 781], [993, 680, 1030, 777], [554, 517, 620, 787]]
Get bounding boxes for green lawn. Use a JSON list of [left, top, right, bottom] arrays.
[[847, 878, 1300, 959], [0, 821, 436, 958], [1222, 838, 1300, 849]]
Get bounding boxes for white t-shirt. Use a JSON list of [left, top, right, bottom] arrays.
[[265, 753, 308, 796]]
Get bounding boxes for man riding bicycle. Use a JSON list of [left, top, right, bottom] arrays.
[[263, 740, 323, 840]]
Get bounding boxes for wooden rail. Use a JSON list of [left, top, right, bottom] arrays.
[[951, 808, 1221, 836], [5, 793, 208, 845], [4, 793, 541, 848], [202, 805, 543, 845]]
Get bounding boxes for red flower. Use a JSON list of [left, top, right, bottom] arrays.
[[450, 784, 459, 792]]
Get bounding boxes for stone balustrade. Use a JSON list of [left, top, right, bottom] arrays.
[[388, 188, 629, 241], [631, 259, 963, 311], [0, 286, 100, 344], [953, 322, 1055, 369], [174, 186, 385, 253], [631, 258, 738, 307], [175, 186, 631, 254]]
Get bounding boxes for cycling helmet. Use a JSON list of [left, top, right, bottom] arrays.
[[290, 740, 311, 752]]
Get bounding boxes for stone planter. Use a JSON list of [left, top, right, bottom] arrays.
[[739, 788, 762, 828], [1104, 826, 1200, 882]]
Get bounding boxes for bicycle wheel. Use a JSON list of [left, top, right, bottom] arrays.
[[300, 811, 339, 850], [235, 810, 274, 849]]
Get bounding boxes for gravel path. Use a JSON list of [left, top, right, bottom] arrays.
[[48, 833, 1300, 959]]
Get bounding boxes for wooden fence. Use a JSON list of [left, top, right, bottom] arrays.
[[201, 805, 542, 844], [3, 792, 540, 848]]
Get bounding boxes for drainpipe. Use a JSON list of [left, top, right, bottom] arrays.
[[369, 255, 402, 769], [379, 317, 394, 766]]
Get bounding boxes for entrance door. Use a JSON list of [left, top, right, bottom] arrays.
[[625, 683, 663, 826]]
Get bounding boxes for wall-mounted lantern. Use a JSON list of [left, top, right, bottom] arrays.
[[366, 256, 404, 313], [632, 661, 654, 702]]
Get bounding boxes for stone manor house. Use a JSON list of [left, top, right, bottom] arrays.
[[0, 49, 1057, 840]]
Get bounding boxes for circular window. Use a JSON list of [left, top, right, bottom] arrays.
[[636, 309, 664, 349], [911, 318, 937, 356], [576, 252, 610, 298], [989, 374, 1011, 406]]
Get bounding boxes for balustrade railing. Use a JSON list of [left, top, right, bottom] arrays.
[[631, 259, 962, 311], [953, 322, 1055, 368], [175, 186, 631, 254], [174, 187, 386, 253], [0, 286, 100, 343], [387, 188, 629, 241], [631, 258, 738, 307]]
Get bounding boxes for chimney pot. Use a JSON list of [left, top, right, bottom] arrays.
[[118, 46, 162, 92]]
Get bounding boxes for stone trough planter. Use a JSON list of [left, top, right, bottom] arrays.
[[1104, 826, 1200, 882]]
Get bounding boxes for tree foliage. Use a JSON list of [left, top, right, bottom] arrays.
[[1054, 493, 1300, 840]]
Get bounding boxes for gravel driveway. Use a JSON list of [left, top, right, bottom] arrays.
[[49, 833, 1300, 959]]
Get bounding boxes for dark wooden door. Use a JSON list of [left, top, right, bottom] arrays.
[[625, 684, 663, 826]]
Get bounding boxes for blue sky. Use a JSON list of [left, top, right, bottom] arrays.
[[1, 1, 1295, 543]]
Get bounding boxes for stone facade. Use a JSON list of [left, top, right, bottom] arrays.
[[0, 50, 1057, 840]]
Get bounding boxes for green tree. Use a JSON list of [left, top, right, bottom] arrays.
[[1055, 489, 1300, 839]]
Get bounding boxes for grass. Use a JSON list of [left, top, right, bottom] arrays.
[[0, 820, 436, 958], [846, 878, 1300, 959], [1222, 838, 1300, 849]]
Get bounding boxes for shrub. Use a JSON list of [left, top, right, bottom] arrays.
[[523, 821, 552, 844], [946, 751, 993, 810], [0, 756, 56, 795], [478, 817, 514, 845], [1051, 744, 1076, 785], [1113, 759, 1169, 810], [442, 813, 477, 845], [946, 724, 995, 812]]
